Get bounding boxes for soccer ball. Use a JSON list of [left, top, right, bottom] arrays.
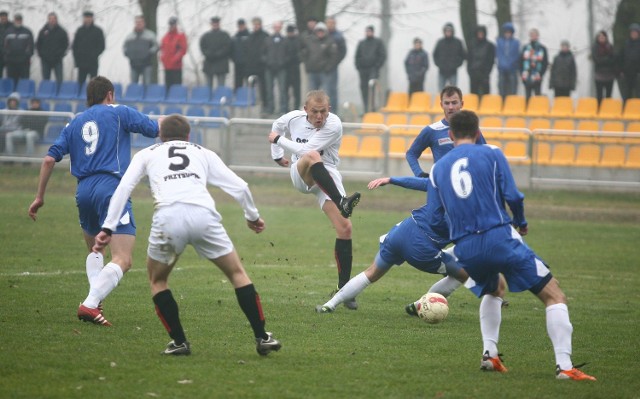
[[417, 293, 449, 324]]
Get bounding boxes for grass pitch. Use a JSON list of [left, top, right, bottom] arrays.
[[1, 165, 639, 398]]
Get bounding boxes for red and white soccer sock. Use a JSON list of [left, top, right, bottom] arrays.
[[82, 262, 123, 309], [428, 276, 462, 298], [546, 303, 573, 370], [480, 294, 503, 357], [324, 272, 370, 309], [85, 252, 103, 286]]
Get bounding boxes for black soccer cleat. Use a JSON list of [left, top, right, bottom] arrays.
[[339, 192, 361, 218], [256, 332, 282, 356], [162, 340, 191, 356], [405, 302, 419, 317]]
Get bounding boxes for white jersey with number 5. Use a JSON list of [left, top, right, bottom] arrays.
[[270, 110, 342, 167], [102, 141, 259, 231]]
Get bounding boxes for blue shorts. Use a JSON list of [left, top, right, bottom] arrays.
[[455, 224, 551, 297], [76, 173, 136, 236], [375, 217, 447, 274]]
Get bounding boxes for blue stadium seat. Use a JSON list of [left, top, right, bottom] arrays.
[[165, 84, 188, 104], [75, 102, 87, 113], [16, 79, 35, 98], [205, 107, 229, 128], [50, 102, 73, 122], [232, 87, 256, 107], [212, 86, 233, 106], [121, 83, 144, 103], [57, 81, 80, 100], [19, 99, 28, 110], [39, 101, 51, 111], [131, 133, 159, 148], [113, 82, 123, 100], [42, 122, 67, 144], [142, 104, 161, 115], [36, 80, 57, 100], [189, 128, 204, 145], [0, 77, 14, 97], [76, 81, 88, 101], [163, 105, 183, 115], [142, 84, 166, 103], [186, 105, 205, 117], [188, 86, 211, 104]]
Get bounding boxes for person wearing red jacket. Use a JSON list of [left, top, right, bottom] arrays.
[[160, 17, 187, 88]]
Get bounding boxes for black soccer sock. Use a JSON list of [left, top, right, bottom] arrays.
[[235, 284, 267, 340], [153, 289, 187, 345], [310, 162, 343, 205], [335, 238, 353, 288]]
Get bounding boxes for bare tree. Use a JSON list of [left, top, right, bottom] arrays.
[[138, 0, 160, 83], [613, 0, 640, 51], [495, 0, 512, 28], [460, 0, 478, 51], [292, 0, 327, 32]]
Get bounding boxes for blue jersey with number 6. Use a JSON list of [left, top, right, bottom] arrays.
[[47, 104, 158, 180], [430, 143, 526, 242]]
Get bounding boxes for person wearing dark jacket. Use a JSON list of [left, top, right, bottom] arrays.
[[496, 22, 520, 99], [263, 21, 288, 115], [200, 16, 232, 89], [618, 23, 640, 102], [301, 22, 338, 94], [36, 12, 69, 84], [231, 19, 250, 89], [284, 24, 301, 110], [246, 17, 269, 114], [467, 26, 495, 98], [355, 25, 386, 112], [520, 28, 549, 100], [404, 37, 429, 95], [591, 30, 616, 105], [4, 14, 33, 86], [123, 15, 158, 85], [433, 22, 466, 91], [326, 17, 346, 112], [72, 11, 105, 85], [0, 11, 13, 78], [549, 40, 576, 98]]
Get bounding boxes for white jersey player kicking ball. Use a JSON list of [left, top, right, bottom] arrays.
[[268, 90, 361, 308], [94, 114, 281, 357]]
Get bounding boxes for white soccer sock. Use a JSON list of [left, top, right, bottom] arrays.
[[546, 303, 573, 370], [85, 252, 104, 286], [82, 262, 124, 308], [480, 295, 503, 357], [324, 272, 371, 309], [428, 276, 462, 298]]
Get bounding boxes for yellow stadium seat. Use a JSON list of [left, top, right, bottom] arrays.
[[340, 135, 359, 157], [463, 93, 479, 112], [602, 121, 624, 132], [358, 136, 384, 158], [477, 94, 503, 116], [627, 122, 640, 133], [528, 118, 551, 132], [406, 114, 431, 136], [573, 97, 598, 119], [597, 98, 623, 120], [550, 96, 574, 118], [486, 139, 503, 149], [534, 142, 552, 164], [501, 95, 526, 117], [574, 144, 601, 167], [600, 145, 626, 168], [504, 117, 527, 129], [381, 92, 409, 113], [481, 116, 503, 128], [525, 95, 550, 117], [359, 112, 385, 134], [625, 145, 640, 168], [407, 92, 432, 113], [504, 141, 529, 163], [389, 136, 407, 157], [622, 98, 640, 121], [549, 143, 576, 166], [552, 119, 575, 131], [386, 113, 409, 135], [576, 120, 599, 132]]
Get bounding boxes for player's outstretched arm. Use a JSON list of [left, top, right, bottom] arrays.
[[368, 177, 391, 189], [247, 217, 265, 234], [28, 156, 56, 221]]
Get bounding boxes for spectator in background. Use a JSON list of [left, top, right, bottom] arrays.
[[284, 24, 301, 110], [355, 25, 386, 112], [123, 15, 158, 85], [496, 22, 520, 99], [0, 11, 13, 78], [404, 37, 429, 96], [200, 16, 231, 89], [326, 16, 346, 112], [72, 11, 105, 85], [0, 92, 22, 153], [549, 40, 576, 98], [160, 17, 187, 88], [590, 30, 616, 105], [263, 21, 288, 116], [36, 12, 69, 84], [618, 23, 640, 102], [467, 25, 495, 98], [246, 17, 269, 115], [301, 22, 337, 94], [302, 17, 317, 43], [6, 97, 45, 155], [4, 14, 33, 86], [520, 28, 548, 100], [433, 22, 466, 91], [231, 18, 250, 90]]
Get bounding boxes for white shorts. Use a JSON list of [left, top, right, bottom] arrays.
[[147, 203, 234, 264], [290, 160, 346, 209]]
